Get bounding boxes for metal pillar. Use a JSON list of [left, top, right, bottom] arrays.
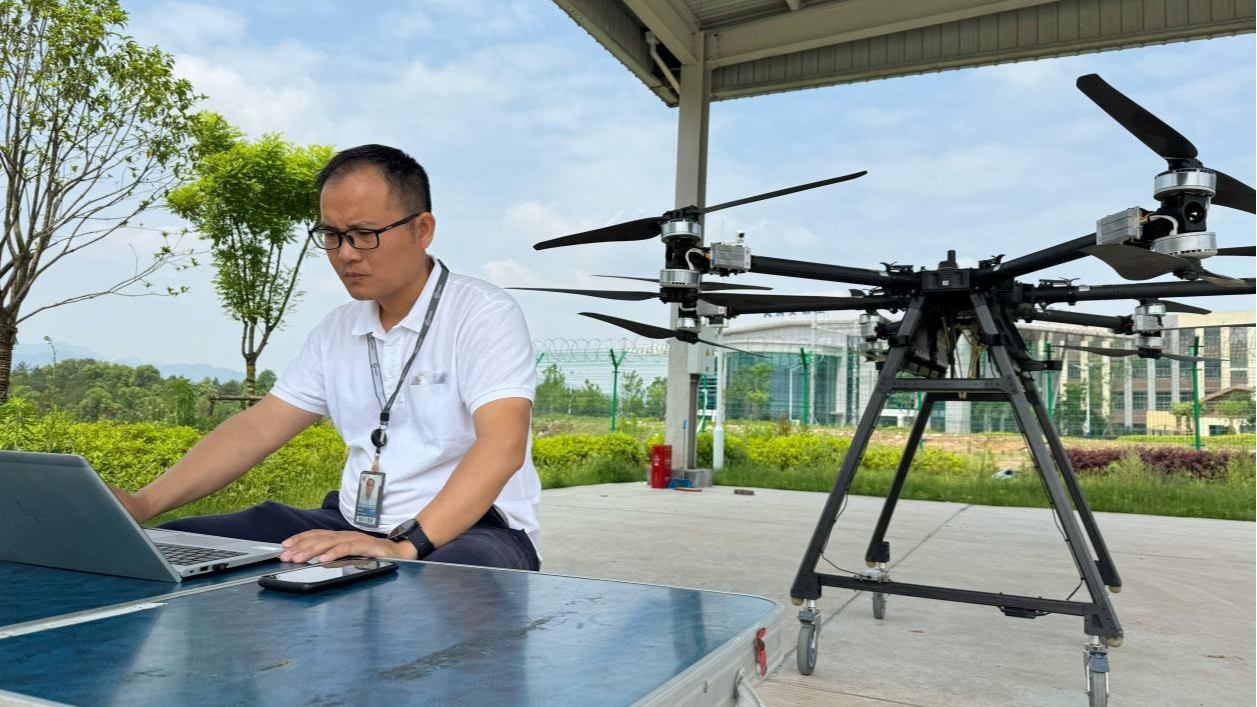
[[664, 44, 709, 472]]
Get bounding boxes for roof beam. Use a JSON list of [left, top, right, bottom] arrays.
[[704, 0, 1058, 67], [622, 0, 700, 65]]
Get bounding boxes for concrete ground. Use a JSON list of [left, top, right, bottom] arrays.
[[540, 483, 1255, 707]]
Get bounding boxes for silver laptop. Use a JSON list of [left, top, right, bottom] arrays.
[[0, 450, 282, 582]]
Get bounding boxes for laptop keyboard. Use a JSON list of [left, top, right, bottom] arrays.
[[155, 543, 248, 566]]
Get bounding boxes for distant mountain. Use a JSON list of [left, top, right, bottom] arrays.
[[13, 342, 244, 382]]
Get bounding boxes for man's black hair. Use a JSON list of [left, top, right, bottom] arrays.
[[316, 144, 432, 214]]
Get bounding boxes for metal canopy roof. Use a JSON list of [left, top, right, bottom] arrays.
[[552, 0, 1256, 105]]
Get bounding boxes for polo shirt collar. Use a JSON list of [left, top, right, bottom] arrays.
[[350, 257, 444, 339]]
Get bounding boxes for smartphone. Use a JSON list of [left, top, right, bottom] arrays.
[[258, 558, 398, 593]]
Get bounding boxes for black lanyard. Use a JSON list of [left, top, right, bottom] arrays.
[[366, 262, 449, 454]]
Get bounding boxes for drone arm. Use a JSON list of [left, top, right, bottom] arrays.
[[1032, 278, 1256, 304], [728, 294, 909, 316], [976, 234, 1095, 284], [750, 256, 916, 289], [1014, 307, 1130, 333]]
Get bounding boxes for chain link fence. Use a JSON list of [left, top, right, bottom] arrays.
[[531, 317, 1256, 461]]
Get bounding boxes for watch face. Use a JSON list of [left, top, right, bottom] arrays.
[[388, 518, 417, 540]]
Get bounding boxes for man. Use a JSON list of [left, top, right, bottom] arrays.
[[110, 144, 540, 571]]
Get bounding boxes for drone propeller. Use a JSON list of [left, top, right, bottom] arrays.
[[1146, 299, 1210, 315], [1076, 74, 1255, 213], [1217, 246, 1256, 257], [1160, 323, 1256, 332], [508, 287, 657, 302], [1055, 343, 1216, 363], [577, 312, 763, 356], [510, 286, 873, 311], [1082, 244, 1248, 287], [593, 275, 772, 291], [533, 171, 867, 250]]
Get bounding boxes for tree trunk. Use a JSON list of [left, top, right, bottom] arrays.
[[0, 315, 16, 405], [244, 355, 258, 396]]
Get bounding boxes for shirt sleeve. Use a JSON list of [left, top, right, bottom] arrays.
[[456, 299, 536, 414], [271, 318, 330, 417]]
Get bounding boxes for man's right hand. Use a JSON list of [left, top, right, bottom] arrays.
[[108, 485, 152, 524]]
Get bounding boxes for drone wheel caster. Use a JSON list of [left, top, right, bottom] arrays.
[[1084, 639, 1110, 707], [796, 605, 821, 675], [872, 591, 887, 620]]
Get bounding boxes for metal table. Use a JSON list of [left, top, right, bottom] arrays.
[[0, 560, 780, 707]]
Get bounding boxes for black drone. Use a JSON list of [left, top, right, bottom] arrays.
[[511, 74, 1255, 706]]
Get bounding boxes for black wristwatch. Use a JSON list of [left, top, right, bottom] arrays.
[[388, 518, 436, 560]]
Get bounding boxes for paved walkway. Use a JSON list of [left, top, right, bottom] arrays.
[[540, 483, 1255, 707]]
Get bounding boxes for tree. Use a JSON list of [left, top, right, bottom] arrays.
[[534, 364, 569, 415], [644, 376, 667, 418], [1170, 401, 1195, 434], [728, 363, 772, 420], [167, 113, 333, 392], [0, 0, 200, 402], [1216, 398, 1255, 434], [620, 370, 644, 416]]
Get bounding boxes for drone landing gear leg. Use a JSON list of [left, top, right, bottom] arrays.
[[1028, 389, 1123, 593], [972, 294, 1124, 703], [861, 392, 939, 620], [789, 298, 927, 673]]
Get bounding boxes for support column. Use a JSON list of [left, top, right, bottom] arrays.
[[664, 44, 709, 472]]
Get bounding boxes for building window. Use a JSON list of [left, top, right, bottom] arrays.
[[1155, 391, 1171, 411], [1132, 391, 1147, 411]]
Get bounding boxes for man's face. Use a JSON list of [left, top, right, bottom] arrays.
[[318, 166, 435, 303]]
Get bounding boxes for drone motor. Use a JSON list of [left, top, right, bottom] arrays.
[[1152, 231, 1217, 259], [659, 268, 701, 289], [660, 218, 701, 243]]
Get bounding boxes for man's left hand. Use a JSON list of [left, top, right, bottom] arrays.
[[280, 530, 418, 564]]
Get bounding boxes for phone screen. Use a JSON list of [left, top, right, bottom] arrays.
[[268, 559, 390, 584]]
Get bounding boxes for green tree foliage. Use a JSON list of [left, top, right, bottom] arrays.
[[1216, 398, 1255, 433], [619, 370, 644, 416], [728, 363, 772, 420], [166, 113, 334, 392], [1170, 401, 1195, 434], [0, 0, 200, 402], [8, 357, 275, 427], [644, 376, 667, 418], [570, 379, 610, 417], [533, 364, 569, 415]]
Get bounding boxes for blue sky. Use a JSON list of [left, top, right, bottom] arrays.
[[20, 1, 1256, 374]]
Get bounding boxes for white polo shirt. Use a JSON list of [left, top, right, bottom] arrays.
[[271, 259, 541, 555]]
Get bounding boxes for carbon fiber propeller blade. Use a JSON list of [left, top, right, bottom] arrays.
[[1216, 245, 1256, 257], [507, 287, 658, 301], [1196, 268, 1249, 288], [1056, 344, 1137, 357], [533, 216, 664, 250], [1162, 353, 1218, 363], [698, 293, 871, 310], [1149, 299, 1211, 315], [699, 171, 867, 215], [593, 275, 772, 291], [533, 171, 865, 250], [1212, 170, 1256, 214], [578, 312, 763, 356], [1076, 74, 1196, 160], [1161, 323, 1256, 331], [1083, 244, 1185, 280]]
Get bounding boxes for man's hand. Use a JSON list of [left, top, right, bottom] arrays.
[[108, 484, 152, 524], [280, 530, 418, 564]]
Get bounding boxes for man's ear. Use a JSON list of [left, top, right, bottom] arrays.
[[416, 212, 436, 249]]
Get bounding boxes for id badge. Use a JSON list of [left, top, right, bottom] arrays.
[[354, 470, 385, 527]]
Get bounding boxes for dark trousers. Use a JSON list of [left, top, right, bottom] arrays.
[[160, 491, 540, 571]]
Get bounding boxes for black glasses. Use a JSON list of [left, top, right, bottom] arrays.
[[309, 212, 422, 250]]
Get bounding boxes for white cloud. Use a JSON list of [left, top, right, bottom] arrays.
[[126, 2, 247, 53]]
